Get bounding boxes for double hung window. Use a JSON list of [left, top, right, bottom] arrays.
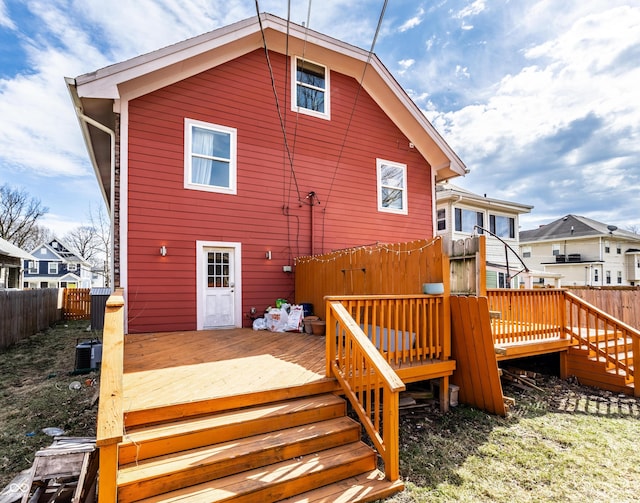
[[293, 57, 329, 119], [377, 159, 408, 214], [185, 118, 237, 194]]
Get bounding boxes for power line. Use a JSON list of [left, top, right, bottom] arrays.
[[321, 0, 389, 250], [254, 1, 302, 200]]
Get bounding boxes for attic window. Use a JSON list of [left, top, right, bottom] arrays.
[[184, 118, 237, 195], [292, 57, 330, 120]]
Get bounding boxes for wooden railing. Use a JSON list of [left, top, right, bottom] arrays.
[[97, 289, 125, 503], [326, 300, 405, 481], [565, 291, 640, 389], [487, 289, 567, 346], [326, 294, 450, 366], [487, 289, 640, 396]]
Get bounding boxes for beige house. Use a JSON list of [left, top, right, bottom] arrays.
[[0, 237, 36, 289], [435, 183, 535, 288], [520, 214, 640, 287]]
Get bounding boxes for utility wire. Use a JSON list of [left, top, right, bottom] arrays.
[[254, 1, 302, 200], [321, 0, 389, 250]]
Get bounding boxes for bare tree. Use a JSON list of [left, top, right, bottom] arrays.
[[64, 225, 100, 261], [63, 205, 112, 287], [626, 224, 640, 235], [0, 184, 49, 248], [21, 225, 55, 252]]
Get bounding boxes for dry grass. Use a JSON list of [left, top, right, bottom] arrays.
[[2, 324, 639, 502], [387, 371, 640, 502], [0, 320, 99, 488]]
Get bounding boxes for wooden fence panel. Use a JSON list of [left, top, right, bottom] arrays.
[[295, 237, 448, 317], [450, 295, 506, 416], [0, 289, 61, 350], [566, 287, 640, 330], [63, 288, 91, 320]]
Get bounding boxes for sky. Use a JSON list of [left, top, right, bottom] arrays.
[[0, 0, 638, 239]]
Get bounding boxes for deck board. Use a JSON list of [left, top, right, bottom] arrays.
[[123, 329, 329, 413]]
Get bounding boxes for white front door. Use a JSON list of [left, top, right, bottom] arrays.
[[197, 242, 242, 329]]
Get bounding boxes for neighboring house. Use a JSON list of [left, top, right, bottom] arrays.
[[435, 183, 535, 288], [520, 214, 640, 287], [0, 237, 36, 289], [66, 13, 467, 333], [23, 239, 92, 289]]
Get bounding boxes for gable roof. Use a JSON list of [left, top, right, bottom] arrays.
[[66, 13, 468, 208], [436, 183, 533, 214], [30, 239, 90, 264], [0, 237, 36, 261], [520, 214, 640, 243]]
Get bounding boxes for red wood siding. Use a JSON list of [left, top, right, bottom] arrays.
[[126, 49, 434, 333]]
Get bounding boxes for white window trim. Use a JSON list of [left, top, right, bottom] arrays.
[[67, 263, 77, 271], [376, 159, 408, 215], [48, 262, 58, 274], [291, 56, 330, 120], [184, 118, 237, 195]]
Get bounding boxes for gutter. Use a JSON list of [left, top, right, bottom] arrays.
[[65, 77, 116, 290]]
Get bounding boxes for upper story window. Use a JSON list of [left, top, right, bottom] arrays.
[[455, 208, 483, 234], [616, 244, 621, 254], [522, 246, 531, 258], [48, 262, 58, 274], [28, 261, 37, 274], [552, 244, 561, 256], [437, 209, 446, 231], [376, 159, 407, 214], [490, 214, 515, 239], [68, 263, 77, 272], [604, 240, 610, 253], [292, 57, 330, 120], [40, 248, 46, 255], [184, 118, 237, 195]]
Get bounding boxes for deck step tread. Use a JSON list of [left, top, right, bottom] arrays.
[[280, 470, 405, 503], [119, 394, 345, 464], [117, 417, 361, 501], [134, 442, 377, 503]]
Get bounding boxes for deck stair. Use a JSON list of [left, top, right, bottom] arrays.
[[115, 392, 403, 502], [565, 328, 635, 395]]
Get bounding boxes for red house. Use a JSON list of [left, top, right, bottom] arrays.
[[67, 13, 466, 334]]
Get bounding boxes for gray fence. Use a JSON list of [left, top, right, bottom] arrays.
[[0, 289, 61, 350]]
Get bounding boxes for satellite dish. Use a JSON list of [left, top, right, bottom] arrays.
[[607, 225, 618, 233]]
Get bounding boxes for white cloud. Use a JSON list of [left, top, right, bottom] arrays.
[[0, 0, 14, 29], [456, 0, 486, 19], [398, 7, 425, 32]]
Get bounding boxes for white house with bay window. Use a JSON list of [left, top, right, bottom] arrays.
[[435, 183, 536, 289]]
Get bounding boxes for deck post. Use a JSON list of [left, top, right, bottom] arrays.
[[439, 375, 450, 412]]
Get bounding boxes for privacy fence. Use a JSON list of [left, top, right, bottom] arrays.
[[567, 287, 640, 330], [0, 289, 61, 350], [294, 237, 449, 315]]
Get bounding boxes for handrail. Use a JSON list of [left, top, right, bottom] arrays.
[[564, 291, 640, 387], [326, 300, 405, 481], [487, 289, 639, 397], [97, 288, 125, 503]]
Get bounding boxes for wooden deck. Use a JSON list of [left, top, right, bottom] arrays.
[[123, 329, 336, 419]]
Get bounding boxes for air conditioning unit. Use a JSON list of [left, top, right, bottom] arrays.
[[74, 339, 102, 373]]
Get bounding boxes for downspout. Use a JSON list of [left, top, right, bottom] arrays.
[[73, 111, 116, 290]]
